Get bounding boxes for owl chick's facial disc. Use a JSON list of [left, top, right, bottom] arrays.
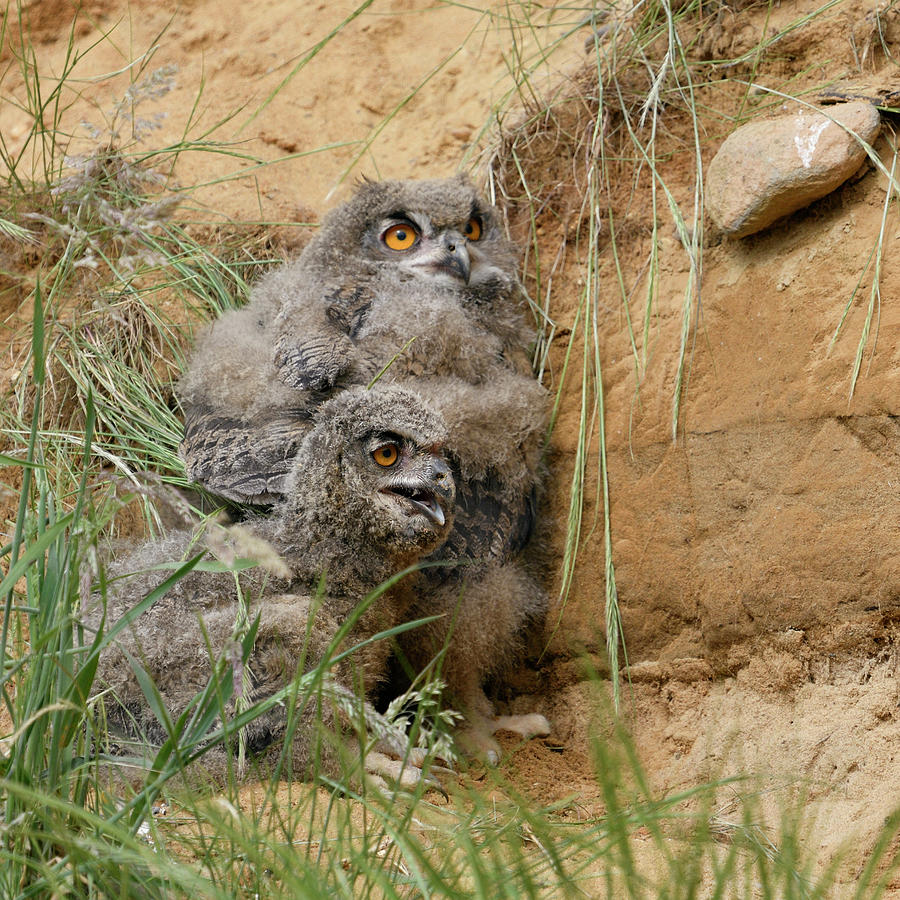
[[365, 431, 453, 531], [377, 212, 483, 286], [325, 175, 516, 293]]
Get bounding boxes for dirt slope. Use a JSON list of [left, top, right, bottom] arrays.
[[4, 0, 900, 889]]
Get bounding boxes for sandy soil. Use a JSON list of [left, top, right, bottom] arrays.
[[4, 0, 900, 890]]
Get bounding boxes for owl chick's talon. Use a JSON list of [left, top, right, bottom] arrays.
[[454, 726, 503, 766], [492, 713, 552, 740], [404, 746, 455, 773], [364, 750, 448, 797], [455, 712, 552, 766]]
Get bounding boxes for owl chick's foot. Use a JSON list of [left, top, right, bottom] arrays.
[[492, 713, 552, 740], [456, 712, 552, 766], [364, 749, 449, 796]]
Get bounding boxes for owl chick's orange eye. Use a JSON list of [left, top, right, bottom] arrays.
[[463, 217, 482, 241], [372, 442, 400, 467], [382, 223, 419, 251]]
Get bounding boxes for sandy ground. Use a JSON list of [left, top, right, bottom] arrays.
[[4, 0, 900, 890]]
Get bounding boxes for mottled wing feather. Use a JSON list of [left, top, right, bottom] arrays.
[[274, 285, 374, 390], [274, 333, 355, 391], [322, 286, 372, 338], [180, 409, 313, 505], [430, 470, 537, 565]]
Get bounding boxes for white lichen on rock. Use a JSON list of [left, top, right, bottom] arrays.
[[706, 100, 881, 238]]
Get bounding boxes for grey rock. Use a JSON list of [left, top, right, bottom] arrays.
[[706, 100, 881, 238]]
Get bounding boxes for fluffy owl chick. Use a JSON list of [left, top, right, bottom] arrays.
[[268, 174, 533, 390], [84, 385, 455, 787]]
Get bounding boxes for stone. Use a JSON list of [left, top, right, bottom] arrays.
[[705, 100, 882, 238]]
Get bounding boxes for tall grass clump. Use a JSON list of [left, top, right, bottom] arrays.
[[0, 289, 214, 896], [483, 0, 715, 707]]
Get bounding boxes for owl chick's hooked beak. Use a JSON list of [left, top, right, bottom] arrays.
[[405, 231, 471, 285], [379, 453, 454, 529], [430, 232, 471, 284]]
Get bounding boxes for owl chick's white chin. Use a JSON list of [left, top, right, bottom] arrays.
[[401, 243, 471, 285], [406, 264, 469, 288]]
